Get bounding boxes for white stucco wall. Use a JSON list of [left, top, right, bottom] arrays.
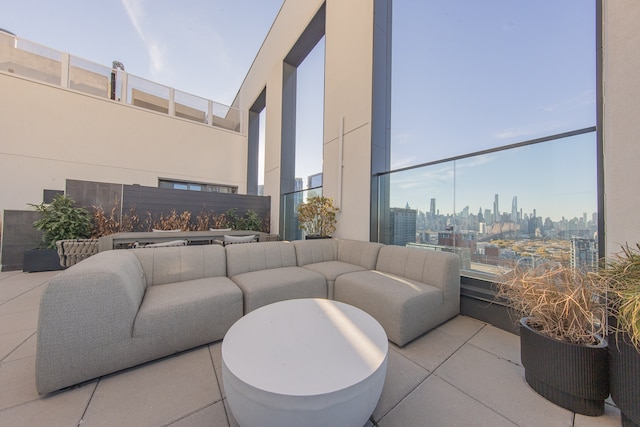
[[0, 74, 247, 218], [602, 1, 640, 255]]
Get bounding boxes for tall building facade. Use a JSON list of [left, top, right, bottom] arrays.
[[570, 237, 598, 271], [390, 207, 417, 247]]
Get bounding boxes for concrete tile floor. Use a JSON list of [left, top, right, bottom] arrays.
[[0, 270, 623, 427]]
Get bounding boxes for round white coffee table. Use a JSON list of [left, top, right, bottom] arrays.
[[221, 298, 388, 427]]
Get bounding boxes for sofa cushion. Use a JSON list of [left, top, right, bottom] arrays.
[[334, 270, 444, 346], [336, 239, 384, 269], [133, 277, 243, 349], [133, 244, 227, 286], [230, 266, 327, 313], [226, 241, 297, 277], [292, 239, 338, 266], [302, 261, 367, 300], [375, 245, 460, 298]]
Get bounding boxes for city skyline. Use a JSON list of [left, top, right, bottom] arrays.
[[388, 131, 597, 223]]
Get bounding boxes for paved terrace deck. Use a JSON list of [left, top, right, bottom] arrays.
[[0, 270, 622, 427]]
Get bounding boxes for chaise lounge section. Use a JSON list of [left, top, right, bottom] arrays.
[[36, 238, 460, 394]]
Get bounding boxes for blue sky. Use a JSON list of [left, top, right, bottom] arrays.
[[2, 0, 283, 105]]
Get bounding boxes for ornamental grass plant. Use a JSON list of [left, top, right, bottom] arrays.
[[598, 243, 640, 351], [494, 262, 607, 345]]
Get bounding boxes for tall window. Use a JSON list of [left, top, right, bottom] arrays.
[[385, 1, 597, 276], [295, 36, 325, 189]]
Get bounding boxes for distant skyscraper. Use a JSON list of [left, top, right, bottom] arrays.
[[288, 178, 304, 240], [389, 207, 417, 247], [570, 237, 598, 271], [493, 194, 499, 223], [484, 209, 492, 224], [430, 198, 436, 220], [307, 173, 322, 189], [512, 196, 518, 222]]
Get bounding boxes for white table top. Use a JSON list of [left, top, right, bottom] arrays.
[[222, 298, 388, 396]]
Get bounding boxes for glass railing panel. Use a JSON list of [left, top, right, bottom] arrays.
[[282, 187, 323, 241], [454, 132, 597, 279], [377, 162, 456, 247], [212, 102, 242, 132], [1, 32, 243, 134], [126, 75, 171, 114], [1, 34, 62, 85], [375, 131, 598, 280], [69, 56, 111, 98], [174, 90, 208, 124]]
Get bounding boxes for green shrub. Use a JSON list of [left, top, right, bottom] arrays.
[[30, 195, 92, 249]]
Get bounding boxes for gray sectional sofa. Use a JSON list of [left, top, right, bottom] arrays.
[[36, 238, 460, 394]]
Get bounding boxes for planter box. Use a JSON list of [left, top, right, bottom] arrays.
[[23, 249, 65, 273], [519, 317, 609, 416], [609, 335, 640, 427]]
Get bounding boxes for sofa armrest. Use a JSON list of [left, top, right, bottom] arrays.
[[36, 250, 146, 394]]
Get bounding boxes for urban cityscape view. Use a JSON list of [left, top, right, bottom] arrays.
[[386, 191, 598, 277]]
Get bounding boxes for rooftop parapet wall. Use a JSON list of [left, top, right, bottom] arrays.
[[0, 31, 242, 131]]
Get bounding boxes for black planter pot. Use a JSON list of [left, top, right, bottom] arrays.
[[519, 317, 609, 416], [609, 334, 640, 427], [23, 248, 65, 273], [305, 235, 332, 240]]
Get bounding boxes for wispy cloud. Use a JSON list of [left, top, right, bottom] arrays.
[[541, 90, 595, 114], [121, 0, 165, 74], [494, 127, 535, 140]]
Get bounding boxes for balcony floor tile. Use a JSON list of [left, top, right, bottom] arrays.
[[0, 272, 622, 426]]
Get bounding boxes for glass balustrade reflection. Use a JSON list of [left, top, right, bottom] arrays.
[[377, 132, 597, 279]]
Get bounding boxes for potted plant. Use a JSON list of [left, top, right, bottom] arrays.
[[296, 196, 339, 239], [598, 243, 640, 427], [26, 194, 95, 271], [494, 261, 609, 416]]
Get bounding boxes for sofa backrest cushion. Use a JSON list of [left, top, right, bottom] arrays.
[[226, 241, 297, 277], [292, 239, 338, 266], [132, 244, 227, 286], [337, 239, 384, 270], [376, 245, 460, 291]]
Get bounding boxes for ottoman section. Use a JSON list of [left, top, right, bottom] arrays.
[[335, 270, 444, 346], [133, 276, 243, 350], [230, 267, 327, 314], [335, 245, 460, 347]]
